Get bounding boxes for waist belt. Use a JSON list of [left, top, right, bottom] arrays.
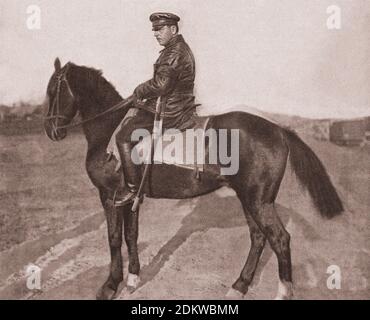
[[173, 82, 194, 93], [170, 91, 194, 96]]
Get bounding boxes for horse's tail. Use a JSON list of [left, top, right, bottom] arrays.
[[283, 128, 344, 219]]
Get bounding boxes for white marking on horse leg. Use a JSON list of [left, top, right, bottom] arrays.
[[127, 273, 139, 289], [226, 288, 245, 299], [274, 280, 293, 300]]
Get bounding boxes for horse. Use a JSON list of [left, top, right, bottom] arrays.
[[44, 58, 343, 300]]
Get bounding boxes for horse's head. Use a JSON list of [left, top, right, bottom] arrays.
[[44, 58, 78, 141]]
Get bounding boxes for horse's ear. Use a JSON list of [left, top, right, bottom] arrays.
[[54, 57, 61, 72]]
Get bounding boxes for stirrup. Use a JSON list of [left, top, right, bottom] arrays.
[[113, 188, 137, 207]]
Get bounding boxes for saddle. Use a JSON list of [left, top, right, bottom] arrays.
[[107, 115, 211, 179]]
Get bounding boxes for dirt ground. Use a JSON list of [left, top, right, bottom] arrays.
[[0, 131, 369, 300]]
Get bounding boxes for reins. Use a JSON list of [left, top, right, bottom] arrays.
[[45, 65, 134, 130], [54, 96, 134, 130]]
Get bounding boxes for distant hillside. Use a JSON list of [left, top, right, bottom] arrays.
[[264, 112, 332, 141], [0, 102, 43, 119], [200, 104, 370, 142], [0, 103, 44, 136], [0, 102, 368, 141]]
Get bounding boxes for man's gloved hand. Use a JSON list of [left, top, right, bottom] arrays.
[[131, 92, 147, 109]]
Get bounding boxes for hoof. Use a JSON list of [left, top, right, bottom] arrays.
[[226, 288, 245, 299], [96, 285, 118, 300], [274, 281, 293, 300], [116, 274, 140, 299], [119, 286, 135, 299]]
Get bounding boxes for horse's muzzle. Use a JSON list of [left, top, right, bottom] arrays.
[[43, 120, 67, 141]]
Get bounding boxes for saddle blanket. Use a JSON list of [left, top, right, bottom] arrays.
[[107, 116, 211, 172]]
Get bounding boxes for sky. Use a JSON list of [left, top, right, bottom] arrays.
[[1, 0, 369, 118]]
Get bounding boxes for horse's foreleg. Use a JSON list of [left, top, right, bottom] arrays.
[[97, 190, 124, 300], [123, 206, 140, 292], [227, 210, 266, 298]]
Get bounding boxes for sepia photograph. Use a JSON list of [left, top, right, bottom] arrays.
[[0, 0, 369, 303]]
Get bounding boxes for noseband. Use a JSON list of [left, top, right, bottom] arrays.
[[44, 64, 75, 134]]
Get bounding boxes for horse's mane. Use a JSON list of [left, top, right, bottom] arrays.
[[69, 63, 123, 102]]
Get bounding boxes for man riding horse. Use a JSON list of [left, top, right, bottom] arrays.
[[114, 12, 198, 206]]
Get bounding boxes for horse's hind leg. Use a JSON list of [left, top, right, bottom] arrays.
[[227, 209, 266, 298], [97, 189, 124, 300], [251, 202, 293, 300], [229, 138, 292, 299]]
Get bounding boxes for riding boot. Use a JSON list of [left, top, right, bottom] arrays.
[[114, 142, 140, 207]]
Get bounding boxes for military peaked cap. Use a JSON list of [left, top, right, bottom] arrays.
[[150, 12, 180, 30]]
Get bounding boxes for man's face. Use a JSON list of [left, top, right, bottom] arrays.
[[153, 25, 176, 46]]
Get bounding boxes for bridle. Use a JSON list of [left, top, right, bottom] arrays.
[[44, 64, 75, 138], [44, 64, 134, 134]]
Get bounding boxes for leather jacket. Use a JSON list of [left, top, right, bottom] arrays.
[[134, 34, 198, 129]]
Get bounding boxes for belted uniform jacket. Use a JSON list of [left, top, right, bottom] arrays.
[[134, 34, 198, 129]]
